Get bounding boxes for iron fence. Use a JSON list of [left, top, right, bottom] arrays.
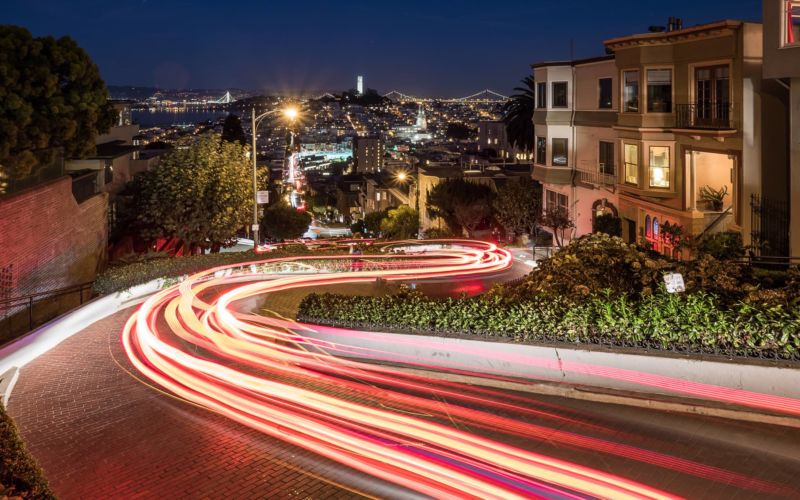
[[750, 194, 789, 259]]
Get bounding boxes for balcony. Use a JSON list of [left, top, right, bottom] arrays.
[[576, 168, 616, 187], [675, 102, 733, 130]]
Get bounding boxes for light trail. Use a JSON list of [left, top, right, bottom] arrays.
[[121, 240, 796, 499]]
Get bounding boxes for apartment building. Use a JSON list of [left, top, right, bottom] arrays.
[[762, 0, 800, 256], [603, 20, 766, 256], [477, 120, 531, 162], [352, 135, 384, 173], [531, 55, 620, 239]]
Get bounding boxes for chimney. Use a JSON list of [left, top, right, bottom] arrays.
[[667, 16, 675, 32], [676, 18, 683, 30]]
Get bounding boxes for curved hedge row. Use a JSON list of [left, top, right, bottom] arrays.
[[298, 287, 800, 360]]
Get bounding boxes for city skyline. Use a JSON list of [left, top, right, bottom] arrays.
[[4, 0, 762, 96]]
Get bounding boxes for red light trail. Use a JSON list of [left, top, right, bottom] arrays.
[[121, 240, 796, 499]]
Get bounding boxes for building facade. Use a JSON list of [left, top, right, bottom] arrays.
[[532, 56, 620, 240], [762, 0, 800, 256], [352, 135, 385, 173], [603, 20, 766, 257]]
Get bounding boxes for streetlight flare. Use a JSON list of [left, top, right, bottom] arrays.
[[283, 106, 299, 120]]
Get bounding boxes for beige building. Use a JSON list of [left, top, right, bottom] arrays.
[[532, 56, 620, 240], [762, 0, 800, 257], [603, 20, 766, 257], [477, 120, 530, 162]]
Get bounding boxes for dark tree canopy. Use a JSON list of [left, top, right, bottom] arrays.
[[221, 114, 247, 145], [445, 123, 474, 141], [493, 177, 542, 238], [380, 206, 419, 239], [261, 202, 312, 241], [0, 26, 116, 178], [501, 76, 535, 152], [426, 178, 494, 235]]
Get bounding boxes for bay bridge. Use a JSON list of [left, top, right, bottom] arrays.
[[205, 88, 508, 105], [382, 89, 509, 104]]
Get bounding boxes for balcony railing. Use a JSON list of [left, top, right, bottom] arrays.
[[576, 168, 616, 186], [675, 102, 733, 129]]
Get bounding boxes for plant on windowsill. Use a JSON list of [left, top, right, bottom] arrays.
[[699, 185, 727, 212]]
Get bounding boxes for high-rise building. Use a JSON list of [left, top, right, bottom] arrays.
[[353, 135, 384, 173], [357, 75, 364, 95]]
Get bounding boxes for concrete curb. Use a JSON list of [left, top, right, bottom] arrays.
[[386, 365, 800, 429]]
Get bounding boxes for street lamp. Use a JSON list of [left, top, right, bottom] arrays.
[[251, 105, 299, 247]]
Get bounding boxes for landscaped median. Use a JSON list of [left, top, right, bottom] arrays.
[[298, 234, 800, 360]]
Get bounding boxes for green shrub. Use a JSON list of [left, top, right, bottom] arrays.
[[0, 404, 55, 499], [298, 287, 800, 359], [696, 231, 745, 260]]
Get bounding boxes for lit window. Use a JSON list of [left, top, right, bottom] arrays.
[[786, 1, 800, 45], [623, 70, 639, 112], [649, 146, 670, 188], [624, 144, 638, 184], [652, 217, 660, 238], [647, 69, 672, 113]]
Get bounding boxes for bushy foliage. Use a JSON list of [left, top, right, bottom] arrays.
[[0, 404, 55, 499], [261, 202, 312, 241], [493, 177, 541, 238], [695, 231, 745, 260], [132, 133, 253, 252], [299, 286, 800, 359], [380, 206, 419, 239], [0, 26, 116, 179], [426, 178, 494, 234]]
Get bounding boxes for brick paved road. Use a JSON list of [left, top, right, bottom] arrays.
[[8, 260, 800, 499]]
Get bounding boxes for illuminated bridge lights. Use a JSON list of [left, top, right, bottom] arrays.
[[121, 240, 796, 499]]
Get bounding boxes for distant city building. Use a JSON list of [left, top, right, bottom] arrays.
[[357, 75, 364, 95], [396, 105, 433, 143], [352, 135, 384, 173], [477, 120, 529, 162]]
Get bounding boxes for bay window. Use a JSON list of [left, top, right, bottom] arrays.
[[535, 136, 546, 164], [649, 146, 670, 188], [536, 82, 547, 108], [624, 144, 638, 184], [552, 81, 568, 108], [623, 70, 639, 112], [552, 138, 568, 166], [646, 69, 672, 113]]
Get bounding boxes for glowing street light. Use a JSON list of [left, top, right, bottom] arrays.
[[251, 105, 301, 246]]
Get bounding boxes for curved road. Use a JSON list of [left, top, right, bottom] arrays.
[[7, 241, 800, 499]]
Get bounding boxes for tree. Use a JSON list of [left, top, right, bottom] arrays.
[[261, 202, 312, 241], [445, 123, 474, 141], [593, 213, 622, 237], [221, 114, 247, 145], [133, 133, 252, 253], [501, 76, 535, 153], [542, 206, 575, 248], [380, 206, 419, 239], [364, 209, 388, 236], [493, 177, 542, 239], [453, 202, 492, 238], [0, 26, 116, 179], [426, 178, 494, 235]]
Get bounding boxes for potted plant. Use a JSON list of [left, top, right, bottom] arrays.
[[699, 185, 727, 211]]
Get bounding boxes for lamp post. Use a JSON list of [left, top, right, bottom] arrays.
[[250, 105, 298, 247]]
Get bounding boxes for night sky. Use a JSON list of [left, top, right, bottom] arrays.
[[3, 0, 762, 97]]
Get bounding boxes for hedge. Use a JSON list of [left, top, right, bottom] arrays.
[[93, 243, 383, 296], [298, 287, 800, 359], [0, 403, 55, 499]]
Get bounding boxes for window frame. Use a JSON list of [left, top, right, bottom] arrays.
[[598, 77, 613, 109], [622, 69, 640, 113], [551, 81, 568, 108], [551, 138, 568, 166], [648, 145, 671, 189], [785, 0, 800, 46], [536, 82, 547, 108], [623, 143, 639, 185], [546, 189, 569, 212], [599, 141, 615, 176], [535, 136, 547, 165], [645, 67, 673, 114]]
